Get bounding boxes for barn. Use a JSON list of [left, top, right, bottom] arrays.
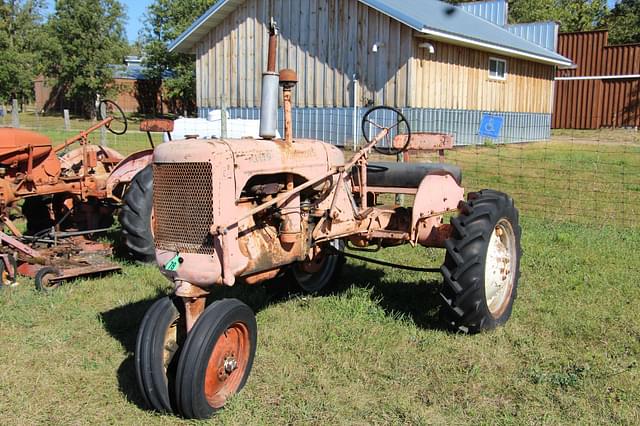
[[553, 30, 640, 129], [170, 0, 573, 145]]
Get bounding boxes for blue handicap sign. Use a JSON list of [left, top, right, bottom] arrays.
[[478, 114, 504, 139]]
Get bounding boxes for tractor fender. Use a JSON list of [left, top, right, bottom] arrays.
[[411, 173, 464, 244], [59, 145, 125, 176], [106, 149, 154, 199]]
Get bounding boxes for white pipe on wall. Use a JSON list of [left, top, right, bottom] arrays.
[[352, 74, 359, 151]]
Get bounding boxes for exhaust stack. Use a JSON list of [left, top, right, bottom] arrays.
[[259, 18, 279, 140]]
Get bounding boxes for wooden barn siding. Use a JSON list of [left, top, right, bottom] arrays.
[[194, 0, 554, 113], [410, 40, 555, 113], [195, 0, 414, 108]]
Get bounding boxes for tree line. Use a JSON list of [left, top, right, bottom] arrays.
[[0, 0, 216, 117], [1, 0, 639, 117]]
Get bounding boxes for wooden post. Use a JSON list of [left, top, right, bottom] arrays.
[[11, 99, 19, 128], [63, 109, 71, 130]]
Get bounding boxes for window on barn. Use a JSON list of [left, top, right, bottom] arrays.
[[489, 58, 507, 80]]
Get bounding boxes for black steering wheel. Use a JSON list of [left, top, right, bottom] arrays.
[[98, 99, 128, 135], [361, 106, 411, 156]]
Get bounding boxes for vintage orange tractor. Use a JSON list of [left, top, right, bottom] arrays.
[[0, 101, 164, 290], [135, 23, 522, 419]]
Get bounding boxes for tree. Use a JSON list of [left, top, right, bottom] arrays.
[[45, 0, 128, 116], [0, 0, 49, 104], [451, 0, 608, 33], [607, 0, 640, 44], [141, 0, 217, 116], [511, 0, 608, 31]]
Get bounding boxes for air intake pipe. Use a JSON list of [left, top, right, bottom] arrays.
[[259, 18, 279, 140]]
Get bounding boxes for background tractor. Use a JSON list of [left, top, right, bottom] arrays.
[[0, 100, 163, 289], [135, 22, 522, 419]]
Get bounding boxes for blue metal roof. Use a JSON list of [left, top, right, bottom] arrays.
[[170, 0, 573, 68], [362, 0, 572, 67]]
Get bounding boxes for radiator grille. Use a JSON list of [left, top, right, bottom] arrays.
[[153, 162, 215, 254]]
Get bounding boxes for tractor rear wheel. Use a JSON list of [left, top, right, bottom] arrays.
[[119, 165, 155, 263], [291, 240, 345, 294], [175, 299, 257, 419], [440, 190, 521, 333]]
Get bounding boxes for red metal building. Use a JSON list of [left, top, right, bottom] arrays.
[[553, 30, 640, 129]]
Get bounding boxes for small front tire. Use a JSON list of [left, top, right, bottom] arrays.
[[135, 296, 184, 413], [34, 267, 61, 292], [175, 299, 257, 419]]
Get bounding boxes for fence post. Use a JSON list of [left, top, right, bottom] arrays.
[[63, 109, 71, 130], [11, 99, 19, 128], [100, 102, 107, 146], [221, 98, 228, 139]]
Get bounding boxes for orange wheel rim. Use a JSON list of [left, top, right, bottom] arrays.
[[203, 321, 251, 408]]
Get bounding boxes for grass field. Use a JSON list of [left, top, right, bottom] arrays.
[[0, 218, 638, 424], [0, 114, 638, 423]]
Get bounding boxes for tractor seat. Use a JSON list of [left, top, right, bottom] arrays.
[[353, 161, 462, 189]]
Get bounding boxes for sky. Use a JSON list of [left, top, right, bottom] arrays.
[[46, 0, 620, 44]]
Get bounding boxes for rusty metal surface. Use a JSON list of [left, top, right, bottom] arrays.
[[140, 119, 175, 133], [0, 128, 52, 165], [554, 30, 640, 129], [0, 231, 42, 258], [184, 297, 206, 333], [50, 264, 121, 282], [105, 149, 154, 198], [393, 132, 455, 151], [153, 162, 215, 254]]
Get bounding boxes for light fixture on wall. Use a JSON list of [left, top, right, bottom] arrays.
[[371, 42, 385, 53], [418, 42, 436, 54]]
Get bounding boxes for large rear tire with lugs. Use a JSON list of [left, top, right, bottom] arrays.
[[440, 190, 522, 333], [119, 165, 155, 263]]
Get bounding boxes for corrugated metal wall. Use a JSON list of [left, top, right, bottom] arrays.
[[553, 31, 640, 128], [506, 22, 558, 52], [459, 1, 507, 26], [200, 106, 551, 147]]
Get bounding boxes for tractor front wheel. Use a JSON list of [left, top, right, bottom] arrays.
[[175, 299, 257, 419], [135, 296, 184, 413], [440, 190, 521, 333], [119, 165, 155, 263]]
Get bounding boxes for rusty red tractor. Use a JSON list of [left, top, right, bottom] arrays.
[[0, 100, 160, 290], [135, 23, 522, 420]]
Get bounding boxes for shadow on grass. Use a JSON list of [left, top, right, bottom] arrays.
[[98, 278, 303, 411], [99, 262, 446, 411], [337, 263, 447, 331]]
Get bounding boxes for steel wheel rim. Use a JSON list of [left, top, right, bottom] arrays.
[[293, 240, 341, 292], [484, 218, 516, 318], [40, 273, 60, 291], [162, 316, 180, 378], [203, 321, 251, 408]]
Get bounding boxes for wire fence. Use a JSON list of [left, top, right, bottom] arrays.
[[2, 105, 639, 229]]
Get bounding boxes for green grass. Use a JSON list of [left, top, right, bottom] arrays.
[[0, 218, 638, 424], [0, 116, 638, 423]]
